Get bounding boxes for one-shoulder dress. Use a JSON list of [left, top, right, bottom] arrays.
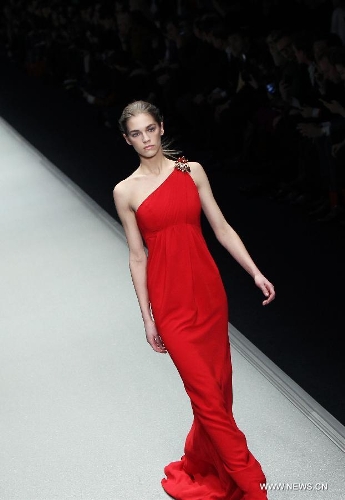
[[135, 160, 268, 500]]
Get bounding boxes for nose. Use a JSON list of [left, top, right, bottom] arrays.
[[142, 132, 150, 143]]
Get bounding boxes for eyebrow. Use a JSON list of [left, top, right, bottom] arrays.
[[128, 123, 157, 133]]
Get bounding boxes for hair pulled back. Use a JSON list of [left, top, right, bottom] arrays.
[[119, 100, 180, 159]]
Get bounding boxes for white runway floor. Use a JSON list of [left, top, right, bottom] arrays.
[[1, 117, 344, 500]]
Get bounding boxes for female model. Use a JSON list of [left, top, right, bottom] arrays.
[[113, 100, 275, 499]]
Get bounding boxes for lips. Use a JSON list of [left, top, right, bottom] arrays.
[[144, 145, 154, 150]]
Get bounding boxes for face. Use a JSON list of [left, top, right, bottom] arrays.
[[193, 24, 201, 39], [336, 64, 345, 81], [229, 34, 244, 57], [313, 40, 327, 61], [318, 57, 341, 83], [212, 35, 223, 50], [116, 12, 131, 36], [276, 36, 295, 61], [293, 46, 304, 64], [266, 35, 277, 53], [124, 113, 164, 157], [166, 22, 178, 40]]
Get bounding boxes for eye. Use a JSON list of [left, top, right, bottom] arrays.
[[131, 132, 139, 137], [148, 127, 156, 132]]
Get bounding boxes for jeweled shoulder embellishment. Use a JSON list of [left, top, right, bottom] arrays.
[[174, 156, 190, 172]]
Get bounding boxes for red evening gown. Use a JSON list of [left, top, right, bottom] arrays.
[[135, 160, 268, 500]]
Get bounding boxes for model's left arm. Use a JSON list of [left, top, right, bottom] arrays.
[[190, 162, 275, 305]]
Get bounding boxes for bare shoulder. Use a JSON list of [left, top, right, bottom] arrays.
[[113, 178, 129, 199], [188, 161, 209, 187], [113, 170, 139, 204]]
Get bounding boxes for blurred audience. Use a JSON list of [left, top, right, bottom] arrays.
[[1, 0, 345, 227]]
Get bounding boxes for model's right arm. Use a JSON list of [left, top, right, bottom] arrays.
[[113, 183, 167, 353]]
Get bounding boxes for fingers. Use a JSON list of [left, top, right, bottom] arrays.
[[261, 282, 275, 306], [149, 335, 167, 353], [319, 99, 331, 110], [297, 123, 308, 136]]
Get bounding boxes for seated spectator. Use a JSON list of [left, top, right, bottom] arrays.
[[291, 31, 319, 107], [331, 0, 345, 46], [275, 31, 300, 107], [3, 0, 345, 226], [297, 47, 345, 222], [266, 29, 287, 69]]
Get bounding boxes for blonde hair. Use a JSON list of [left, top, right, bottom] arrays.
[[118, 100, 180, 159]]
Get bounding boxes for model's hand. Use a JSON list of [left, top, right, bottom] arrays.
[[254, 274, 275, 306], [145, 320, 167, 353]]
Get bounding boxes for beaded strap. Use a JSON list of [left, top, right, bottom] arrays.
[[174, 156, 190, 173]]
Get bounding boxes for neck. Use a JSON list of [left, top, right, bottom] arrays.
[[139, 149, 170, 175]]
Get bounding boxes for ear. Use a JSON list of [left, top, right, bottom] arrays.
[[160, 121, 164, 136], [123, 133, 132, 146]]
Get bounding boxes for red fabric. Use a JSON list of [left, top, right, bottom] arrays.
[[136, 168, 268, 499]]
